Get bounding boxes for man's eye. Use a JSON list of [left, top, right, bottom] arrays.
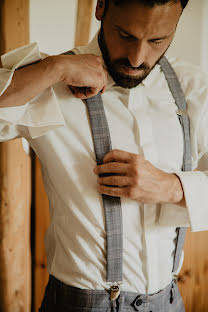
[[151, 40, 163, 45], [119, 31, 131, 39]]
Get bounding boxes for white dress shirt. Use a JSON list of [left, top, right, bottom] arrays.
[[0, 34, 208, 295]]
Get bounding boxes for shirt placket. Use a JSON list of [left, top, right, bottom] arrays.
[[128, 86, 160, 292]]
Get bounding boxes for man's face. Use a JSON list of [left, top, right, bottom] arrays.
[[96, 0, 182, 88]]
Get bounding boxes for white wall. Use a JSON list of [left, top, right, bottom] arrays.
[[90, 0, 100, 41], [167, 0, 205, 67], [201, 0, 208, 72], [30, 0, 78, 55], [30, 0, 208, 70]]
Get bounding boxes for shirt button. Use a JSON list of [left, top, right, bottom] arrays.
[[135, 298, 143, 306]]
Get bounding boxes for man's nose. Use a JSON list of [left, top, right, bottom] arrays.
[[128, 41, 147, 68]]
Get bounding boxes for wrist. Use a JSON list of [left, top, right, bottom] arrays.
[[51, 54, 74, 85], [168, 173, 184, 204], [44, 55, 68, 85]]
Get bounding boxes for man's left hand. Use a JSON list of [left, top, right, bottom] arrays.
[[94, 149, 184, 205]]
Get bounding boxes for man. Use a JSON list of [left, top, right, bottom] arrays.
[[0, 0, 208, 311]]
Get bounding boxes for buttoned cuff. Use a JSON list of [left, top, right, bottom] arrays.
[[159, 170, 208, 232], [0, 43, 65, 140], [0, 42, 41, 95]]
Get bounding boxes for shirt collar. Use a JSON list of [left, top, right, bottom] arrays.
[[75, 31, 162, 90]]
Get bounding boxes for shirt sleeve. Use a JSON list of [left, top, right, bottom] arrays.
[[159, 75, 208, 233], [0, 42, 65, 142]]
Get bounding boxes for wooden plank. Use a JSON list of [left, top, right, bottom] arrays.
[[75, 0, 94, 47], [0, 141, 31, 312], [178, 156, 208, 311], [0, 1, 31, 311], [34, 1, 94, 311], [34, 158, 50, 312], [178, 229, 208, 311]]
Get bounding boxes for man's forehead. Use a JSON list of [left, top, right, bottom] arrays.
[[107, 1, 182, 37], [114, 24, 174, 41], [106, 0, 181, 8]]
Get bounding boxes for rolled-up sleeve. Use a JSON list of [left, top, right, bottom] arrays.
[[0, 42, 65, 141]]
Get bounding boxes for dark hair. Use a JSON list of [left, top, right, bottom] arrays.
[[105, 0, 189, 10]]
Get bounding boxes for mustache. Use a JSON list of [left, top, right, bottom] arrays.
[[113, 58, 150, 71]]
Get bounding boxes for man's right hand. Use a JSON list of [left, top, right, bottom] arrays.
[[0, 51, 107, 109], [54, 54, 108, 99]]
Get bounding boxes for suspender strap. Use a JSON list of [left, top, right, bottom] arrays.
[[63, 50, 123, 283], [159, 56, 192, 273], [85, 95, 123, 283], [63, 50, 192, 282], [159, 57, 192, 172]]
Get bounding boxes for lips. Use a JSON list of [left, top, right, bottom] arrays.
[[119, 66, 142, 76]]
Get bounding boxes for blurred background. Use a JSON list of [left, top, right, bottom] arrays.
[[0, 0, 208, 311], [29, 0, 208, 68]]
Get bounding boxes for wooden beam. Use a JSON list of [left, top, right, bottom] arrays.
[[34, 158, 50, 312], [75, 0, 94, 47], [178, 229, 208, 311], [0, 0, 31, 311]]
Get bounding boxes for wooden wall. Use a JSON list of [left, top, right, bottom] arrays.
[[179, 229, 208, 311], [178, 155, 208, 311], [34, 158, 50, 311], [0, 1, 31, 311]]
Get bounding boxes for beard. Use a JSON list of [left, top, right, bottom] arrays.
[[98, 23, 167, 89]]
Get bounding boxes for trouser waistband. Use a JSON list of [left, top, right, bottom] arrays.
[[42, 275, 184, 312]]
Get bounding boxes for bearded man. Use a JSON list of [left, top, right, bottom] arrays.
[[1, 1, 208, 311]]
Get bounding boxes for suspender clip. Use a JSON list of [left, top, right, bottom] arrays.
[[172, 273, 178, 282], [110, 284, 121, 300], [109, 282, 123, 301], [176, 109, 187, 116]]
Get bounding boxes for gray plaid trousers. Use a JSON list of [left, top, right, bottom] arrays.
[[39, 275, 185, 312]]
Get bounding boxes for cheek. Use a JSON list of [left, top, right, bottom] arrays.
[[148, 41, 172, 65], [108, 39, 125, 60], [104, 27, 128, 60]]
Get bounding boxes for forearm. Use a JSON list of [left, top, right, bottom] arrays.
[[0, 56, 61, 108]]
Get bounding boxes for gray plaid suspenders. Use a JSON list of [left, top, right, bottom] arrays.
[[159, 57, 192, 273], [64, 51, 191, 298]]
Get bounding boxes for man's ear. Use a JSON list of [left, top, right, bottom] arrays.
[[95, 0, 106, 21]]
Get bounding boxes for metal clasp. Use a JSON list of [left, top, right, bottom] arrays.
[[176, 109, 187, 116], [110, 285, 120, 300], [108, 282, 123, 301], [172, 273, 178, 282]]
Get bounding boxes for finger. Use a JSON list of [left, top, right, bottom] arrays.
[[69, 86, 76, 94], [86, 86, 101, 97], [101, 85, 106, 94], [71, 86, 103, 99], [98, 175, 132, 186], [69, 86, 85, 97], [69, 87, 96, 99], [101, 70, 108, 94], [97, 184, 130, 198], [94, 162, 130, 175], [103, 149, 137, 164]]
